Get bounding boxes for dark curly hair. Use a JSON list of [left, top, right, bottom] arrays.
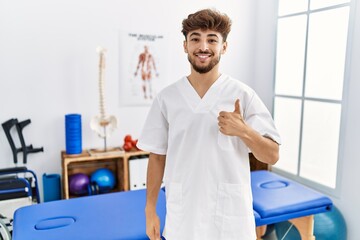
[[182, 9, 232, 41]]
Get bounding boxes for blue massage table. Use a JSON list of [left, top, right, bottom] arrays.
[[252, 171, 332, 240], [12, 171, 332, 240], [12, 189, 166, 240]]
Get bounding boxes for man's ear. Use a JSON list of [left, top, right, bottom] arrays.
[[221, 41, 228, 54], [183, 40, 188, 53]]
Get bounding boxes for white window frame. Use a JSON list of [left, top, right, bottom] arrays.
[[272, 0, 356, 197]]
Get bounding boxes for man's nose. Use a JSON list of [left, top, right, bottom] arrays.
[[199, 40, 209, 51]]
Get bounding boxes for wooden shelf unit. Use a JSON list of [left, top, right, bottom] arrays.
[[61, 149, 148, 199]]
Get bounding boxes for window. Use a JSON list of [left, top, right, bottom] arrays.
[[273, 0, 351, 194]]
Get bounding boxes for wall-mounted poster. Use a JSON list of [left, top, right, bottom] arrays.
[[119, 32, 168, 106]]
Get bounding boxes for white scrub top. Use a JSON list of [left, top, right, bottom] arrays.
[[137, 74, 281, 240]]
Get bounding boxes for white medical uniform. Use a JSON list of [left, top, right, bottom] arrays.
[[138, 74, 281, 240]]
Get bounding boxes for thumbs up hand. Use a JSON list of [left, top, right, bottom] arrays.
[[218, 99, 246, 136], [233, 99, 241, 114]]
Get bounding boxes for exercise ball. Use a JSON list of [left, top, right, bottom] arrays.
[[313, 205, 347, 239], [274, 221, 301, 240], [90, 168, 116, 193], [69, 173, 90, 195], [275, 205, 347, 240]]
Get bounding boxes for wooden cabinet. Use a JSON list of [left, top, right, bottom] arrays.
[[61, 149, 148, 199]]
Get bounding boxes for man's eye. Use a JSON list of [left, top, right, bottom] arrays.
[[191, 38, 199, 42], [209, 39, 217, 43]]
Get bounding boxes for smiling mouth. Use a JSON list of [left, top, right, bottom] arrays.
[[197, 54, 211, 57], [195, 53, 212, 60]]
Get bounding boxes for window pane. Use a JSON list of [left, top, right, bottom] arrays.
[[305, 7, 349, 100], [300, 101, 341, 188], [278, 0, 308, 16], [275, 15, 307, 96], [310, 0, 349, 10], [273, 97, 302, 174]]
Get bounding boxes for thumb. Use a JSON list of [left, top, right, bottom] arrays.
[[234, 99, 241, 114]]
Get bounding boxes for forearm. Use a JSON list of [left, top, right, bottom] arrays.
[[238, 125, 279, 165], [145, 153, 166, 212]]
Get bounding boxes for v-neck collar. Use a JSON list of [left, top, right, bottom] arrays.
[[177, 74, 227, 113]]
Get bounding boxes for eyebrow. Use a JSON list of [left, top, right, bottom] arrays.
[[188, 32, 220, 39], [189, 32, 201, 38], [207, 34, 219, 39]]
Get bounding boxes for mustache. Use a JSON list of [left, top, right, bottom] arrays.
[[194, 50, 213, 55]]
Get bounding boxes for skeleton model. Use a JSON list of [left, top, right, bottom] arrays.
[[90, 47, 117, 151]]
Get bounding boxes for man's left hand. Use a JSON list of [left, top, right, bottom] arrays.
[[218, 99, 246, 136]]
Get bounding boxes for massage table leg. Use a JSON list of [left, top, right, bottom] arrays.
[[289, 215, 315, 240], [255, 215, 315, 240], [255, 225, 267, 239]]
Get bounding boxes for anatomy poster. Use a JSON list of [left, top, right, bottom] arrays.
[[119, 32, 168, 106]]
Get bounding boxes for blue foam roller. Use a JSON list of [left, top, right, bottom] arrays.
[[65, 114, 82, 154]]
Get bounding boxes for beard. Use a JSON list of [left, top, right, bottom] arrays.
[[188, 51, 221, 74]]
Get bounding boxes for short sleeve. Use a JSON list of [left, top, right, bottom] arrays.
[[244, 93, 281, 144], [137, 97, 169, 155]]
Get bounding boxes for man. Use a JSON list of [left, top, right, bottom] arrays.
[[137, 9, 280, 240], [134, 45, 158, 99]]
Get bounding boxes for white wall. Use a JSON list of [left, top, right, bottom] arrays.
[[253, 0, 360, 239], [334, 0, 360, 238], [252, 0, 278, 110], [0, 0, 256, 199], [1, 0, 359, 238]]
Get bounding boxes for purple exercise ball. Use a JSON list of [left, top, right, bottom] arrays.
[[69, 173, 90, 195]]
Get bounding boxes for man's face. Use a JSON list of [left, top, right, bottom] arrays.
[[184, 29, 227, 74]]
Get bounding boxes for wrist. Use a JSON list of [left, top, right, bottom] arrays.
[[237, 123, 250, 139], [145, 204, 156, 214]]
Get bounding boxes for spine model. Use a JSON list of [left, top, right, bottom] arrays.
[[90, 47, 117, 151]]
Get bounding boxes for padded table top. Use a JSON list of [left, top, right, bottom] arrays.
[[13, 189, 166, 240], [251, 170, 332, 226], [13, 171, 333, 238]]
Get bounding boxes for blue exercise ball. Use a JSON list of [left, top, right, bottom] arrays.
[[313, 205, 347, 239], [90, 168, 116, 193], [275, 205, 347, 240], [274, 221, 301, 240], [69, 173, 90, 195]]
